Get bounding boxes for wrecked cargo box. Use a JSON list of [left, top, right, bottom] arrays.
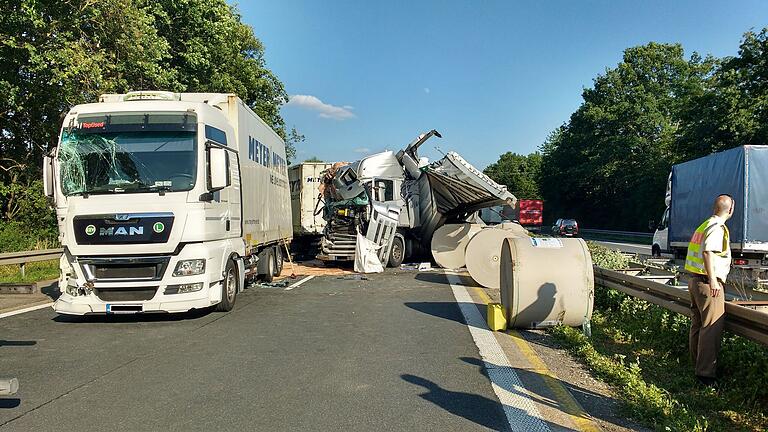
[[317, 130, 517, 268]]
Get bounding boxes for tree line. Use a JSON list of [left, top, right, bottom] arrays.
[[484, 28, 768, 231], [0, 0, 299, 251]]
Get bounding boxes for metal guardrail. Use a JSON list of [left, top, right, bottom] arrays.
[[595, 266, 768, 346], [0, 248, 63, 278], [580, 229, 653, 239]]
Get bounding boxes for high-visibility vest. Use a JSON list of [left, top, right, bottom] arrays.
[[684, 217, 730, 275]]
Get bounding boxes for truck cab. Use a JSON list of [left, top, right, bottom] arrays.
[[43, 91, 291, 315]]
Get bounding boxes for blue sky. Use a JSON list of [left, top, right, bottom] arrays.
[[238, 0, 768, 168]]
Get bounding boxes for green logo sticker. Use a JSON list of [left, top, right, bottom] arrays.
[[85, 225, 96, 236], [153, 222, 165, 233]]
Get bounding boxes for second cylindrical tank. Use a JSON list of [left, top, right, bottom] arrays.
[[431, 223, 484, 269], [465, 225, 528, 289]]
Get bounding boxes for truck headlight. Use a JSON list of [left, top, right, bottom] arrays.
[[173, 259, 206, 276], [164, 283, 204, 294]]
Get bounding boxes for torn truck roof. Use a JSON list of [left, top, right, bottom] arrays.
[[425, 151, 516, 216]]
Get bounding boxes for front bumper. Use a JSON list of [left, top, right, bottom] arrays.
[[54, 243, 226, 315], [53, 286, 218, 315]]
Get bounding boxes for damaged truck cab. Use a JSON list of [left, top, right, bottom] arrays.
[[318, 151, 408, 266], [317, 130, 517, 267], [43, 91, 292, 315]]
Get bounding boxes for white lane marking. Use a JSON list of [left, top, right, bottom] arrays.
[[285, 275, 315, 290], [446, 273, 551, 432], [0, 302, 54, 319]]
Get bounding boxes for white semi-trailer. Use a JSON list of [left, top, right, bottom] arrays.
[[42, 91, 292, 315], [288, 162, 332, 259], [289, 162, 332, 237]]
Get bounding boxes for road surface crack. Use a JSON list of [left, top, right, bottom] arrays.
[[0, 356, 142, 428]]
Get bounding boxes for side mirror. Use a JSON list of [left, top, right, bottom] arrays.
[[43, 155, 54, 197], [207, 146, 230, 191]]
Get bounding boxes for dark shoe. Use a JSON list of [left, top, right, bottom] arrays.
[[696, 375, 717, 387]]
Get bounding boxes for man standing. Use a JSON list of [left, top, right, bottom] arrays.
[[684, 194, 734, 386]]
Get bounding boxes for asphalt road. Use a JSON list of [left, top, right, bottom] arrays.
[[0, 269, 646, 432], [0, 271, 512, 431]]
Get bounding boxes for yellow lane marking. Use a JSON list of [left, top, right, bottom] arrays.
[[472, 287, 601, 432], [472, 285, 493, 305]]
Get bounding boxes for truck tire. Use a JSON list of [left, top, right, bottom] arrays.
[[388, 236, 405, 268], [274, 246, 284, 276], [652, 245, 661, 257], [262, 249, 275, 283], [215, 259, 238, 312]]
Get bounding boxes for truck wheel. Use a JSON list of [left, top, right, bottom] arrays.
[[262, 249, 275, 283], [273, 246, 284, 276], [388, 236, 405, 268], [652, 245, 661, 257], [215, 259, 238, 312]]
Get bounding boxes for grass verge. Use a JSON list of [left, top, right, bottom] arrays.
[[549, 243, 768, 431], [0, 259, 59, 283]]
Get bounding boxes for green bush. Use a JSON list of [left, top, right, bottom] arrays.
[[0, 221, 58, 253], [568, 240, 768, 430], [587, 241, 629, 269], [0, 180, 59, 253], [587, 241, 629, 310]]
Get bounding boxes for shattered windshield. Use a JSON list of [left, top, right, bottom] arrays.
[[59, 122, 197, 196]]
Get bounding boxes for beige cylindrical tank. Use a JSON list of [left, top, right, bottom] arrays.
[[499, 222, 530, 238], [465, 226, 528, 289], [431, 223, 484, 269], [500, 237, 594, 328]]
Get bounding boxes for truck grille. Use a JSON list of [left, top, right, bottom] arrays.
[[320, 232, 357, 259], [80, 256, 170, 281], [94, 286, 158, 302]]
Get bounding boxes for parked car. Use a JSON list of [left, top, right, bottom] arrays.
[[551, 219, 579, 237]]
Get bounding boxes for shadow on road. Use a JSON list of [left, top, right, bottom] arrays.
[[51, 307, 215, 323], [401, 374, 511, 431], [38, 281, 60, 302], [404, 301, 493, 329], [0, 340, 36, 347], [0, 399, 20, 409], [414, 272, 449, 285]]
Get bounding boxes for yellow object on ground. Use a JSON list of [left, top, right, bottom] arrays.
[[487, 302, 507, 331]]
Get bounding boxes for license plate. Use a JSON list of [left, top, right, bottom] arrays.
[[106, 304, 143, 314]]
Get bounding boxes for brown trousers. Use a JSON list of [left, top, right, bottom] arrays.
[[688, 273, 725, 378]]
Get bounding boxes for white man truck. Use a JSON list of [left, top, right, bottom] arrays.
[[42, 91, 292, 315]]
